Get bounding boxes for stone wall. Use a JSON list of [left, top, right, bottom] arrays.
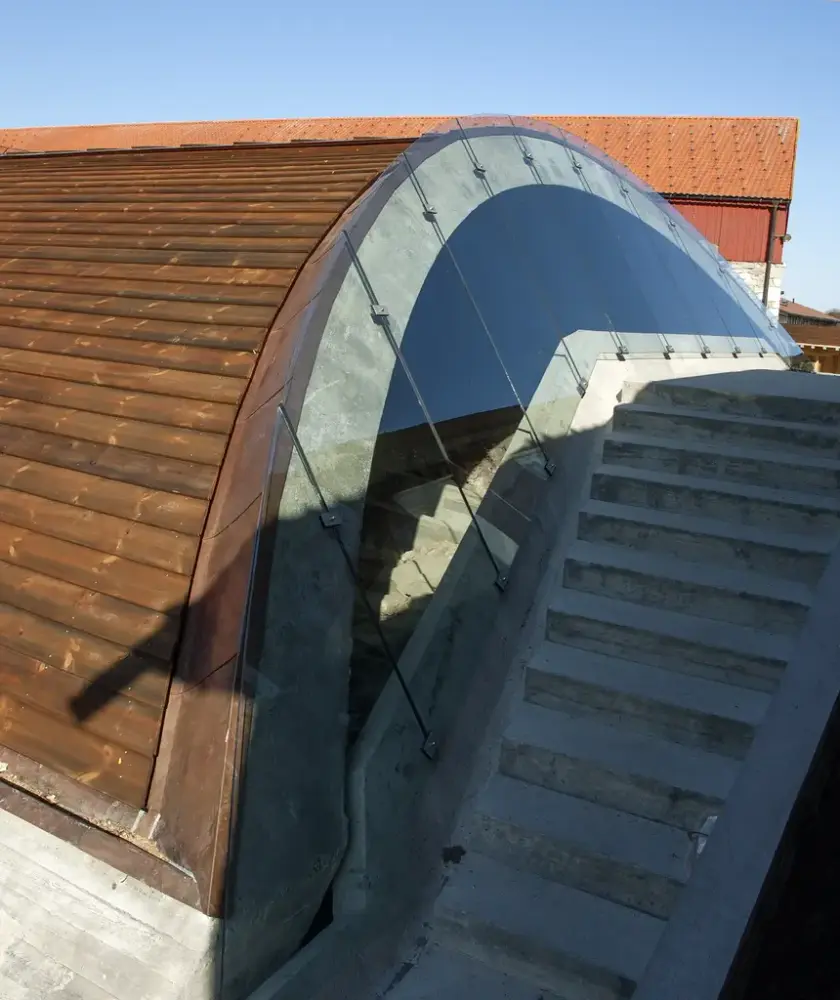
[[729, 262, 785, 320]]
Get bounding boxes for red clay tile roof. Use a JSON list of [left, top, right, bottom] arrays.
[[0, 115, 798, 201], [780, 299, 840, 322]]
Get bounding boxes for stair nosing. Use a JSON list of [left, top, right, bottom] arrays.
[[613, 401, 840, 439], [592, 462, 840, 513], [436, 852, 665, 983], [604, 428, 840, 474], [580, 498, 835, 555], [565, 538, 813, 608], [529, 641, 770, 724], [503, 699, 740, 803], [474, 772, 695, 884], [547, 588, 793, 665]]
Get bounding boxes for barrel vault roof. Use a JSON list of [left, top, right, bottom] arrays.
[[0, 139, 406, 806]]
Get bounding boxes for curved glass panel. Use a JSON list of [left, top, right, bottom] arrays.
[[225, 120, 800, 999]]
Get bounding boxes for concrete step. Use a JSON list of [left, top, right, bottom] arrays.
[[591, 464, 840, 537], [612, 402, 840, 459], [562, 540, 812, 636], [470, 774, 690, 918], [546, 589, 788, 693], [602, 429, 840, 497], [501, 700, 734, 831], [623, 377, 840, 426], [578, 498, 831, 585], [380, 943, 564, 1000], [435, 852, 665, 1000], [525, 642, 765, 759]]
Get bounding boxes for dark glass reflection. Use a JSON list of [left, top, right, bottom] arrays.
[[347, 255, 543, 741], [347, 173, 783, 743], [446, 183, 767, 381]]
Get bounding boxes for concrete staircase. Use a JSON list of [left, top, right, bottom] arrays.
[[381, 378, 840, 1000]]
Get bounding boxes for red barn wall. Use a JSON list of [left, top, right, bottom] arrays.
[[669, 201, 789, 264]]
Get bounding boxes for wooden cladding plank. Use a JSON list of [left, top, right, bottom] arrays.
[[0, 461, 205, 552], [0, 232, 318, 252], [0, 198, 348, 215], [0, 522, 190, 612], [0, 309, 264, 351], [0, 559, 179, 658], [0, 371, 237, 434], [0, 396, 226, 465], [0, 256, 298, 288], [0, 163, 390, 186], [0, 188, 361, 206], [0, 346, 246, 402], [0, 163, 383, 183], [0, 424, 219, 499], [0, 267, 292, 305], [0, 221, 331, 241], [0, 603, 169, 708], [0, 209, 339, 227], [0, 482, 197, 579], [0, 145, 405, 170], [0, 645, 160, 756], [0, 285, 278, 328], [0, 322, 260, 375], [0, 694, 153, 807], [0, 244, 310, 269], [0, 177, 371, 196]]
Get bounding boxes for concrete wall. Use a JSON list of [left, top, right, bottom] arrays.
[[730, 262, 785, 320]]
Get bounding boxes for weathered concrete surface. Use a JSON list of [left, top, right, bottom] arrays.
[[0, 809, 216, 1000], [376, 357, 840, 1000]]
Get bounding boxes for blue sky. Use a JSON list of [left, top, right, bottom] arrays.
[[2, 0, 837, 308]]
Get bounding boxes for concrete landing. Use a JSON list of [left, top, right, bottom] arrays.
[[0, 809, 215, 1000]]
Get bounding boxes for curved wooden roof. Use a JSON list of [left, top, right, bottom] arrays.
[[0, 139, 406, 807]]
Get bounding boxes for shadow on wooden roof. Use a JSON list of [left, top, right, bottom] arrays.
[[0, 139, 407, 813]]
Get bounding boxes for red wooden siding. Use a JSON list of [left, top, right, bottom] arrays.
[[669, 201, 789, 264]]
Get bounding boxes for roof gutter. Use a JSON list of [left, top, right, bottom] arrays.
[[665, 192, 792, 207]]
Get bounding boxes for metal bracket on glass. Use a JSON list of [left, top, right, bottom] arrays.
[[571, 158, 584, 173], [610, 332, 629, 359], [401, 152, 440, 224], [320, 509, 342, 529], [456, 120, 489, 181], [279, 401, 437, 760], [371, 303, 389, 325], [511, 130, 536, 166], [544, 459, 557, 477], [422, 733, 439, 761], [495, 572, 509, 592], [698, 339, 711, 357]]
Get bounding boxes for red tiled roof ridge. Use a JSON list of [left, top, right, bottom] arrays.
[[781, 299, 840, 322], [0, 112, 798, 130], [0, 114, 799, 201]]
